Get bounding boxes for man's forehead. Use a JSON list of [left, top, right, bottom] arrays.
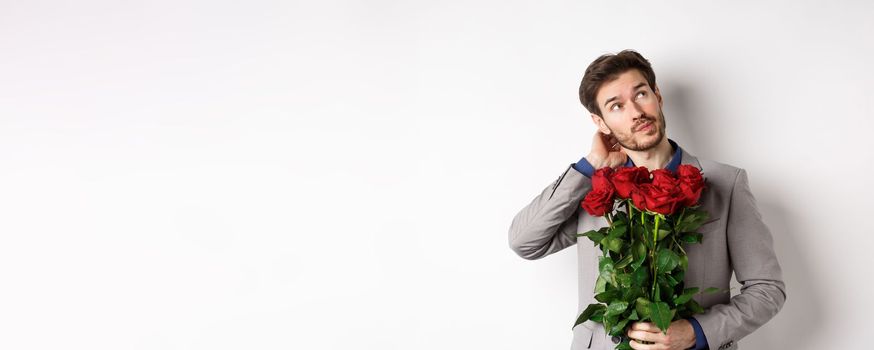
[[599, 70, 647, 91], [597, 76, 651, 104]]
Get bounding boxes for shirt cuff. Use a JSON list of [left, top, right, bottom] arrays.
[[572, 156, 594, 178], [687, 317, 709, 350]]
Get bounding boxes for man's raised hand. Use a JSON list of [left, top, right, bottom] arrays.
[[586, 131, 627, 169]]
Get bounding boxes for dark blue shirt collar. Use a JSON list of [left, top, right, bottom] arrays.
[[622, 138, 681, 172]]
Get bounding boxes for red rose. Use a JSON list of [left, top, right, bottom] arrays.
[[677, 165, 704, 186], [631, 184, 650, 211], [650, 169, 678, 190], [582, 187, 615, 217], [592, 167, 615, 192], [677, 164, 705, 206], [611, 166, 651, 199], [640, 183, 685, 215]]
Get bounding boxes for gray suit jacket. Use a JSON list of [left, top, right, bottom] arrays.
[[508, 145, 786, 350]]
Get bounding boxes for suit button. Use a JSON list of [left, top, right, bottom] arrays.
[[612, 335, 621, 344]]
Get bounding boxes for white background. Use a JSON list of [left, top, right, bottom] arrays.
[[1, 0, 872, 349]]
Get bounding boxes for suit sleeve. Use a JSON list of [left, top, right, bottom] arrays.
[[694, 168, 787, 349], [508, 164, 592, 260]]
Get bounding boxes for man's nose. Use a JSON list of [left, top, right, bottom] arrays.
[[628, 102, 646, 120]]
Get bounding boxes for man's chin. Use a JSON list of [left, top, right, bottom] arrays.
[[629, 133, 664, 151]]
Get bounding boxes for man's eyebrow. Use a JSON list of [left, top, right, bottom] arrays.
[[603, 82, 649, 108]]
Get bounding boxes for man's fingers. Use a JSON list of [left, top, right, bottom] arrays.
[[631, 322, 657, 331], [627, 323, 667, 348], [629, 339, 660, 350], [627, 330, 661, 343]]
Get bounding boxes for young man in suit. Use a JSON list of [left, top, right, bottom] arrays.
[[508, 50, 786, 350]]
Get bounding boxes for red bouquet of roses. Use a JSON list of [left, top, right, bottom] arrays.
[[582, 164, 705, 217], [573, 164, 715, 350]]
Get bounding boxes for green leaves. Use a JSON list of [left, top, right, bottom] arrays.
[[632, 240, 647, 268], [680, 232, 703, 244], [656, 228, 672, 241], [649, 302, 672, 333], [573, 303, 605, 329], [687, 299, 705, 314], [571, 200, 719, 339], [676, 208, 710, 233], [603, 300, 629, 333], [595, 274, 607, 293], [656, 249, 680, 272], [602, 236, 624, 253], [614, 254, 633, 269], [632, 267, 649, 286], [595, 290, 620, 303], [605, 301, 629, 317], [673, 287, 699, 305], [610, 318, 630, 336], [615, 273, 633, 288], [635, 297, 652, 319], [601, 221, 628, 253], [609, 222, 628, 237], [578, 228, 607, 245], [577, 229, 599, 241], [704, 287, 723, 294], [632, 224, 648, 246], [599, 257, 617, 288], [616, 339, 634, 350]]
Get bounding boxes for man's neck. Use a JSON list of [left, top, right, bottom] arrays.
[[624, 138, 673, 172]]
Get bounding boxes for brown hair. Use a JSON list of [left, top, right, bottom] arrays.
[[579, 50, 657, 117]]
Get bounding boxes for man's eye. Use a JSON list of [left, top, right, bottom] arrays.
[[636, 91, 646, 98], [610, 104, 621, 111]]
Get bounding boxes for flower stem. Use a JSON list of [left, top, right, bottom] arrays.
[[626, 200, 632, 236], [651, 214, 660, 300]]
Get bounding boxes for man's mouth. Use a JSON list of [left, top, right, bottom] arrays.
[[635, 121, 653, 132]]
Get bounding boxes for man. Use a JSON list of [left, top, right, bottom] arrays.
[[508, 50, 785, 350]]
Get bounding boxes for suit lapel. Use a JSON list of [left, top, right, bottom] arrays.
[[678, 145, 704, 173]]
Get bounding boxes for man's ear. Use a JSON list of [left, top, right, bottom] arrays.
[[590, 113, 611, 135]]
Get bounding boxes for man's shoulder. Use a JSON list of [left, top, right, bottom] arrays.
[[694, 157, 744, 184], [678, 143, 744, 181], [697, 157, 743, 173]]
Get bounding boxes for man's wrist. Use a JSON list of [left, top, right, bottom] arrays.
[[585, 154, 608, 169], [686, 317, 708, 350], [683, 319, 697, 349]]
